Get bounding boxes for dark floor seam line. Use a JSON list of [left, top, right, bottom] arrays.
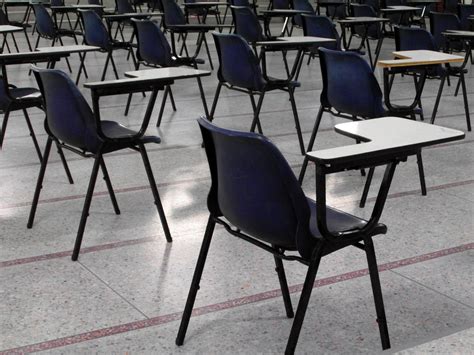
[[0, 179, 472, 268], [388, 269, 474, 310], [0, 243, 471, 355], [78, 261, 151, 319]]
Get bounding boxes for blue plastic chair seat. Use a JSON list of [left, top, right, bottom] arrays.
[[307, 197, 383, 241], [0, 87, 42, 111]]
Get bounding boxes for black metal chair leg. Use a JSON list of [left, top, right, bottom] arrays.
[[413, 74, 424, 121], [99, 157, 120, 215], [209, 81, 222, 121], [248, 92, 262, 134], [71, 154, 101, 261], [157, 86, 170, 127], [168, 85, 177, 111], [359, 166, 375, 208], [27, 137, 53, 229], [298, 106, 324, 184], [0, 108, 10, 148], [288, 88, 305, 155], [285, 246, 323, 355], [176, 216, 216, 346], [55, 141, 74, 184], [416, 151, 427, 196], [459, 73, 471, 132], [109, 53, 119, 79], [138, 143, 172, 242], [22, 109, 42, 162], [125, 92, 133, 116], [101, 51, 112, 81], [364, 237, 391, 350], [58, 36, 73, 73], [273, 253, 294, 318], [250, 91, 265, 134], [11, 33, 19, 52], [202, 34, 214, 70], [454, 76, 461, 97], [430, 74, 446, 125]]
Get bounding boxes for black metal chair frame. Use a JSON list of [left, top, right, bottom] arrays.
[[210, 35, 306, 155], [176, 117, 402, 354], [27, 72, 172, 261]]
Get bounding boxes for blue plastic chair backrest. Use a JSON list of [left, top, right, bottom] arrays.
[[80, 10, 110, 49], [444, 0, 458, 14], [0, 8, 9, 25], [230, 0, 251, 6], [133, 19, 173, 66], [459, 5, 474, 30], [50, 0, 64, 6], [32, 67, 102, 153], [319, 48, 385, 118], [213, 32, 265, 91], [395, 26, 437, 51], [161, 0, 186, 26], [87, 0, 105, 16], [198, 117, 312, 256], [231, 6, 264, 42], [293, 0, 314, 27], [430, 12, 461, 50], [352, 4, 380, 38], [360, 0, 379, 11], [273, 0, 290, 9], [33, 4, 56, 38], [301, 14, 341, 50], [0, 79, 12, 109], [116, 0, 135, 13]]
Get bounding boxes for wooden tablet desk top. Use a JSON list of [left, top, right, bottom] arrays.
[[377, 50, 464, 68], [306, 117, 464, 166], [0, 25, 24, 33], [124, 67, 211, 80], [256, 36, 335, 47], [338, 16, 390, 24]]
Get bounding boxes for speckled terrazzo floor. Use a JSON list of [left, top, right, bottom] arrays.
[[0, 6, 473, 355]]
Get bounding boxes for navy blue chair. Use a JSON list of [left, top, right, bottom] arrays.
[[27, 67, 172, 261], [32, 4, 78, 73], [79, 9, 137, 80], [0, 8, 32, 52], [176, 117, 392, 354], [443, 0, 458, 14], [0, 79, 43, 160], [231, 6, 291, 74], [459, 4, 474, 30], [396, 26, 471, 131], [292, 0, 315, 28], [298, 48, 426, 207], [298, 14, 341, 72], [429, 12, 463, 51], [125, 19, 206, 126], [116, 0, 135, 13], [210, 32, 306, 155], [161, 0, 214, 69], [350, 4, 384, 66]]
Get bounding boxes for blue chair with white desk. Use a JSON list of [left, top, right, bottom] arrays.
[[210, 32, 306, 155], [27, 67, 172, 261], [298, 48, 426, 208], [79, 9, 137, 80], [124, 18, 207, 126], [175, 116, 464, 353], [298, 14, 341, 72], [395, 26, 471, 131]]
